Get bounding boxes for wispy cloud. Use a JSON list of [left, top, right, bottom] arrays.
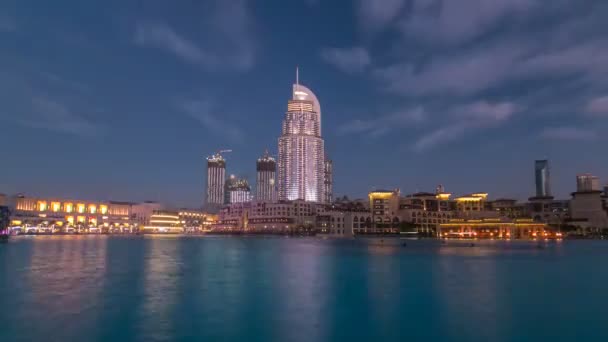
[[413, 100, 520, 151], [135, 23, 214, 66], [357, 0, 407, 33], [540, 126, 598, 141], [20, 96, 104, 137], [134, 0, 256, 71], [177, 99, 243, 143], [320, 47, 371, 73], [586, 96, 608, 117], [400, 0, 538, 45], [338, 106, 425, 137]]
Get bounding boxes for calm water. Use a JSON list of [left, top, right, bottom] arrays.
[[1, 236, 607, 342]]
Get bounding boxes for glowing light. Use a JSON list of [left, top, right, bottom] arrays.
[[77, 203, 85, 214], [51, 202, 61, 212], [88, 205, 97, 214], [37, 201, 47, 211], [100, 205, 108, 214], [65, 203, 73, 213]]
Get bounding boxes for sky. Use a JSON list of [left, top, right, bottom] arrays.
[[1, 0, 608, 208]]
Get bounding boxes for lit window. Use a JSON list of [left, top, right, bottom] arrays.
[[51, 202, 61, 212], [65, 203, 74, 213], [77, 204, 85, 213], [37, 201, 48, 211], [100, 205, 108, 215]]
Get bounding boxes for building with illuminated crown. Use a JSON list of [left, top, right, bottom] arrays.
[[278, 70, 325, 203], [323, 156, 333, 204], [256, 150, 277, 202], [225, 175, 252, 204]]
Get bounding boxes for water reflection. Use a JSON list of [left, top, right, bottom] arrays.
[[24, 236, 108, 339], [433, 243, 501, 341], [274, 239, 330, 342], [138, 236, 181, 340]]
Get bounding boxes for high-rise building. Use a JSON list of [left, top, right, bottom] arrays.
[[323, 156, 333, 204], [206, 153, 226, 208], [576, 174, 601, 192], [225, 175, 251, 204], [534, 159, 551, 198], [278, 70, 325, 202], [256, 150, 277, 202]]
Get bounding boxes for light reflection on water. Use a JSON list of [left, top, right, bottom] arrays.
[[0, 236, 607, 342]]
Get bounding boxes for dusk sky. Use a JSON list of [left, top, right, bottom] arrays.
[[1, 0, 608, 208]]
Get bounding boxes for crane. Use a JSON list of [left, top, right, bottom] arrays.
[[206, 149, 232, 161]]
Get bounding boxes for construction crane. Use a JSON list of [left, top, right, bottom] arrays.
[[206, 149, 232, 161]]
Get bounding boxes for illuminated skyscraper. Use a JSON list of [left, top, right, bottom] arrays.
[[323, 156, 333, 204], [206, 153, 226, 208], [535, 159, 551, 197], [256, 150, 277, 202], [278, 70, 325, 202]]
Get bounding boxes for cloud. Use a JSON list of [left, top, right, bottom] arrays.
[[178, 99, 243, 143], [134, 0, 256, 71], [413, 100, 520, 151], [19, 96, 103, 137], [400, 0, 538, 45], [586, 96, 608, 116], [357, 0, 407, 33], [135, 23, 214, 66], [338, 106, 426, 136], [320, 47, 371, 73], [540, 127, 598, 141]]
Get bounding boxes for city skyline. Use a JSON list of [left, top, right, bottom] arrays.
[[2, 1, 608, 207]]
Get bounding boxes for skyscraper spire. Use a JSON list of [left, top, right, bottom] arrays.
[[296, 66, 299, 87]]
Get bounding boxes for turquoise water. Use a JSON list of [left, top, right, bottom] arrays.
[[1, 236, 607, 342]]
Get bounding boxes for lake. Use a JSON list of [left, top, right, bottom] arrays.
[[1, 236, 607, 341]]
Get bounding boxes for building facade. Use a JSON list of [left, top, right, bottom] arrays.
[[225, 175, 252, 204], [278, 75, 325, 203], [8, 194, 135, 233], [256, 151, 277, 202], [206, 153, 226, 209], [142, 210, 183, 234], [535, 159, 551, 198], [576, 174, 601, 192], [323, 156, 333, 204], [368, 190, 401, 234], [398, 192, 455, 236]]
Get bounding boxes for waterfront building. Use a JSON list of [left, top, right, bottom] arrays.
[[454, 193, 489, 215], [576, 174, 601, 192], [368, 190, 401, 234], [8, 194, 134, 233], [535, 159, 552, 198], [398, 191, 454, 236], [256, 151, 277, 202], [0, 193, 6, 206], [323, 156, 333, 204], [178, 209, 216, 232], [278, 70, 325, 203], [0, 205, 9, 231], [142, 210, 184, 234], [439, 218, 552, 239], [569, 189, 608, 230], [527, 197, 569, 224], [225, 175, 252, 204], [206, 153, 227, 209], [131, 201, 163, 227], [213, 200, 320, 232], [489, 199, 528, 218]]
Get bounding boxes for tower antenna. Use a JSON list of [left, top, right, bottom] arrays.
[[296, 66, 299, 87]]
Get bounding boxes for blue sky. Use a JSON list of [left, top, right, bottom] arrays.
[[1, 0, 608, 208]]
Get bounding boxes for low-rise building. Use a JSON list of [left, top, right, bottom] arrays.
[[142, 210, 184, 234], [439, 218, 553, 239], [398, 192, 454, 236], [568, 190, 608, 230], [8, 194, 135, 233], [368, 190, 401, 234]]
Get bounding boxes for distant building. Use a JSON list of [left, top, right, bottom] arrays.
[[569, 190, 608, 230], [576, 174, 601, 192], [0, 205, 9, 231], [454, 193, 489, 214], [206, 153, 227, 209], [323, 156, 333, 204], [398, 191, 454, 236], [142, 210, 183, 234], [489, 199, 527, 218], [256, 151, 277, 202], [535, 159, 552, 198], [368, 190, 401, 234], [0, 193, 6, 206], [8, 194, 135, 233], [131, 201, 163, 226], [225, 175, 251, 204], [178, 209, 216, 232], [439, 218, 550, 239]]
